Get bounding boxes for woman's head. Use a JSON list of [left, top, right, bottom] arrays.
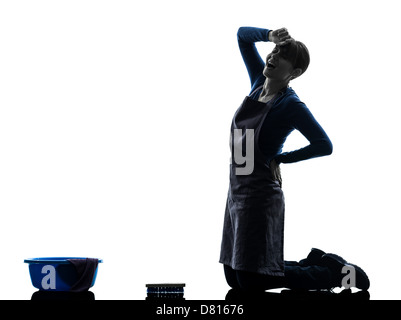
[[263, 40, 310, 82]]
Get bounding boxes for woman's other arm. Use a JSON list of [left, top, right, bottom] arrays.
[[275, 103, 333, 164]]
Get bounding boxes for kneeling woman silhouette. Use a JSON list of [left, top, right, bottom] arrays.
[[219, 26, 369, 293]]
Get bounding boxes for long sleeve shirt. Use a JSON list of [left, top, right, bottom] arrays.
[[237, 27, 333, 164]]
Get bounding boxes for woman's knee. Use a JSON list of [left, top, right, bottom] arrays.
[[237, 270, 285, 291], [223, 265, 240, 289], [224, 266, 261, 291], [236, 270, 265, 291]]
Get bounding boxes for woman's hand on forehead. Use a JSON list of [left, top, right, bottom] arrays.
[[269, 28, 293, 46]]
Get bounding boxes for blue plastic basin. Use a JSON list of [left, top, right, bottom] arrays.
[[24, 257, 102, 291]]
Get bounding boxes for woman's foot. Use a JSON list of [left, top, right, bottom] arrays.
[[299, 248, 326, 266]]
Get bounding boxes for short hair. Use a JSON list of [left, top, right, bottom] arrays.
[[278, 40, 310, 75]]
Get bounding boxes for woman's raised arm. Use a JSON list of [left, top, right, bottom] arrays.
[[237, 27, 271, 89]]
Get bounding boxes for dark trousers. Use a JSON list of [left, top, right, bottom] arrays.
[[224, 261, 334, 291]]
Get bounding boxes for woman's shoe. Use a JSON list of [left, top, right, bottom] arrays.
[[320, 253, 370, 291]]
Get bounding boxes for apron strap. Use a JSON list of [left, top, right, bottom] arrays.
[[250, 85, 264, 97]]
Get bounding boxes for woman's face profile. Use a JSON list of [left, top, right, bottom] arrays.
[[262, 46, 295, 81]]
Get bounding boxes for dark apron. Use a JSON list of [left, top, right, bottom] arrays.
[[219, 87, 285, 276]]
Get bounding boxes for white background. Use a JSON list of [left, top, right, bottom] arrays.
[[0, 0, 400, 300]]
